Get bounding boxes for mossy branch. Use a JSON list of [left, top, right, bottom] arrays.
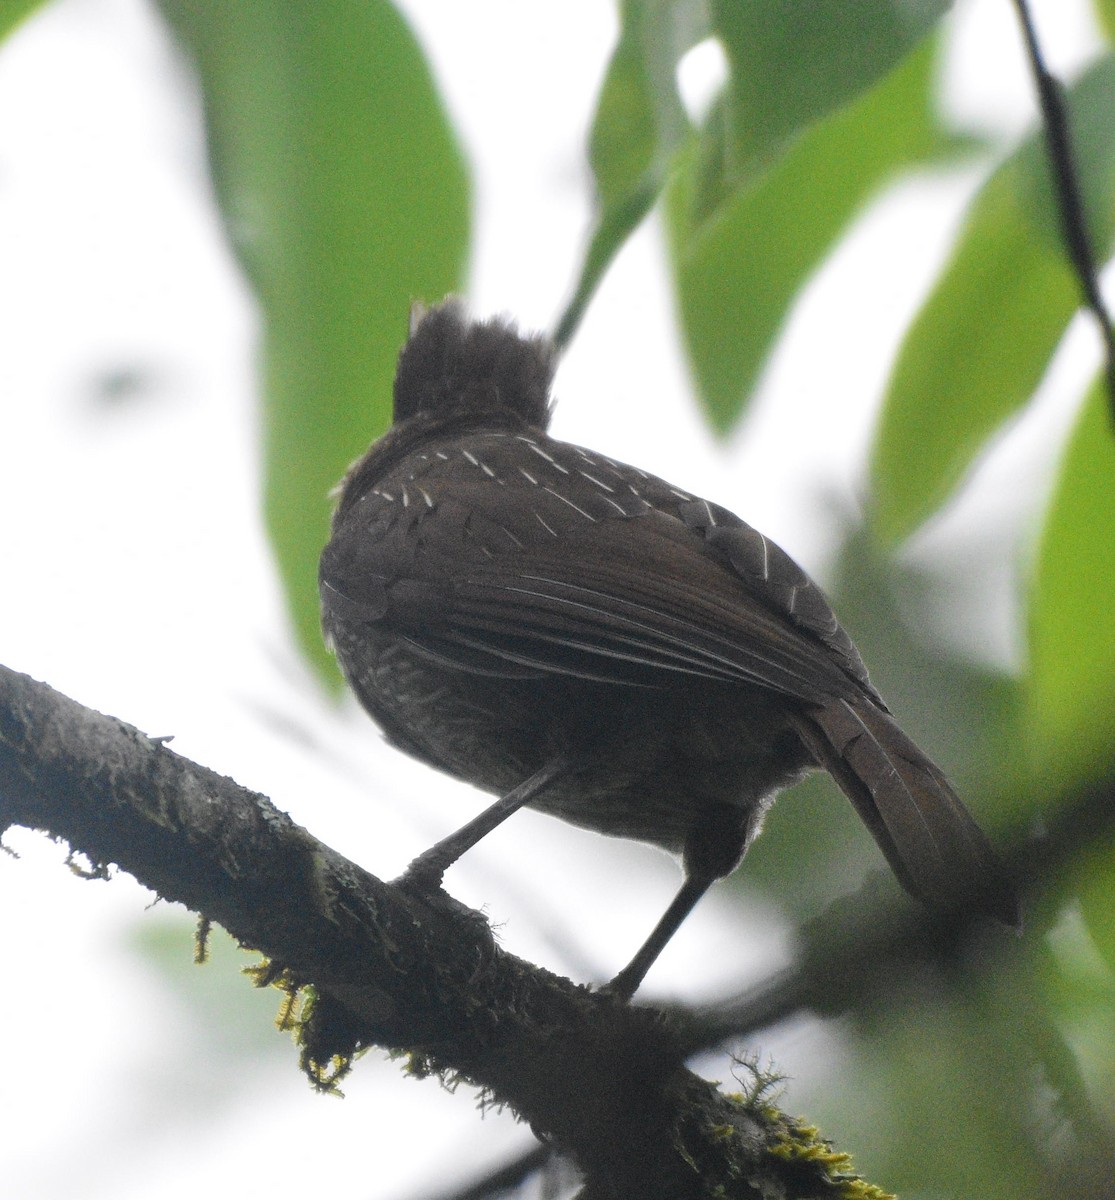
[[0, 662, 887, 1200]]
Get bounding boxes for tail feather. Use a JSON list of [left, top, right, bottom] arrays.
[[794, 699, 1019, 926]]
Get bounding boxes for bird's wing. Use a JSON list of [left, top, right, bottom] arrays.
[[320, 430, 868, 703]]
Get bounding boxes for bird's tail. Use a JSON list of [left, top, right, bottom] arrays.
[[792, 698, 1019, 925]]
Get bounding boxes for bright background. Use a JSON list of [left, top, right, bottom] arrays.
[[0, 2, 1110, 1198]]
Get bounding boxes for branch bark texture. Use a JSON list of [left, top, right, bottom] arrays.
[[0, 663, 885, 1200]]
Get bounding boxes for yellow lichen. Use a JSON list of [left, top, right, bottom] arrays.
[[767, 1117, 895, 1200]]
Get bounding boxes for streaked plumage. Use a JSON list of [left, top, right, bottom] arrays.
[[320, 302, 1017, 994]]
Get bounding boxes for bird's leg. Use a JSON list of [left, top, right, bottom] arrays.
[[607, 807, 748, 1001], [400, 756, 572, 890], [605, 871, 716, 1002]]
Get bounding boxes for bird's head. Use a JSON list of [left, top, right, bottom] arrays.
[[393, 299, 556, 431]]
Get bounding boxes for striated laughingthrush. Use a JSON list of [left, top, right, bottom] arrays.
[[319, 301, 1017, 998]]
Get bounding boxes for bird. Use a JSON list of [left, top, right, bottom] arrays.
[[319, 300, 1018, 999]]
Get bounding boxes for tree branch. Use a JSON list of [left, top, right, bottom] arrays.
[[0, 663, 886, 1200], [1010, 0, 1115, 422], [421, 772, 1115, 1200]]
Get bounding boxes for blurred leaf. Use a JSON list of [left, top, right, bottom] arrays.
[[1037, 903, 1115, 1145], [1094, 0, 1115, 44], [841, 954, 1079, 1200], [0, 0, 45, 40], [130, 917, 287, 1060], [555, 0, 707, 347], [560, 0, 951, 366], [1077, 843, 1115, 978], [668, 35, 971, 433], [708, 0, 949, 186], [1028, 375, 1115, 788], [157, 0, 469, 685], [589, 0, 704, 209], [871, 53, 1115, 544]]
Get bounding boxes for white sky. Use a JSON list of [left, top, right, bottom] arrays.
[[0, 1, 1106, 1197]]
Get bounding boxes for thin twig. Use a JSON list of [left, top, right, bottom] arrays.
[[1010, 0, 1115, 422]]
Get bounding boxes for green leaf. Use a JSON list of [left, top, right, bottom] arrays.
[[1028, 375, 1115, 788], [1074, 843, 1115, 979], [157, 0, 469, 686], [1093, 0, 1115, 44], [130, 918, 287, 1060], [871, 53, 1115, 544], [709, 0, 949, 185], [1038, 897, 1115, 1124], [812, 938, 1058, 1200], [558, 0, 950, 358], [555, 0, 707, 348], [668, 35, 967, 433], [0, 0, 44, 40]]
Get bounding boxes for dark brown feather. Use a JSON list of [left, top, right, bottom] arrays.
[[321, 303, 1019, 966], [791, 702, 1019, 924]]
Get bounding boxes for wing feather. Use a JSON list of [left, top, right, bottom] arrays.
[[322, 429, 866, 702]]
